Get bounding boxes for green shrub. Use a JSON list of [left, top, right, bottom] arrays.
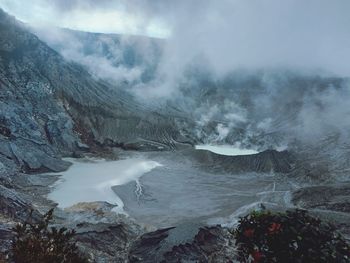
[[234, 209, 350, 263], [11, 209, 87, 263]]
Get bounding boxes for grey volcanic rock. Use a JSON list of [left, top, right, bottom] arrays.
[[0, 185, 40, 221], [63, 201, 120, 224], [0, 8, 194, 178], [74, 222, 139, 263], [292, 184, 350, 213], [163, 226, 236, 263], [0, 9, 81, 173], [0, 224, 13, 255], [187, 149, 295, 173], [129, 227, 176, 262], [129, 225, 236, 263], [0, 9, 196, 261]]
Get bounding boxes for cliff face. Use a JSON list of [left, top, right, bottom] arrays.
[[0, 9, 78, 174], [187, 149, 295, 173], [0, 9, 194, 260], [0, 9, 195, 177]]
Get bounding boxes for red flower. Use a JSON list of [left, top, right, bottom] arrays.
[[243, 228, 255, 238], [252, 250, 263, 262], [268, 222, 281, 234]]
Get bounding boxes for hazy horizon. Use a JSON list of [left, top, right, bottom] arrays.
[[1, 0, 350, 78]]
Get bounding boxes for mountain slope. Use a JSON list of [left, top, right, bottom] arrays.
[[0, 9, 194, 176]]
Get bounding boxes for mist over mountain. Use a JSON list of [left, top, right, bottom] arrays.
[[12, 0, 350, 75], [1, 2, 350, 262], [24, 0, 350, 148], [32, 25, 350, 151], [33, 27, 163, 85]]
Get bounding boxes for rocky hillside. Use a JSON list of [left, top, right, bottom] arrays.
[[0, 8, 195, 176], [0, 8, 194, 257], [32, 20, 350, 153]]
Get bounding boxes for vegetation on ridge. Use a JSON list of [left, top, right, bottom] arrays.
[[11, 209, 87, 263], [7, 208, 350, 262], [234, 209, 350, 263]]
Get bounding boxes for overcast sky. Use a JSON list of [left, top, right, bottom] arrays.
[[0, 0, 171, 37], [1, 0, 350, 77]]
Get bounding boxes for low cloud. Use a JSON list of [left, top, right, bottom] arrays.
[[2, 0, 350, 146], [33, 26, 161, 85], [295, 82, 350, 141]]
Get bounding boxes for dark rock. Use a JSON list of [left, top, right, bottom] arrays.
[[292, 184, 350, 213], [187, 149, 295, 174], [168, 227, 236, 262], [123, 139, 170, 151], [129, 225, 236, 263], [76, 141, 90, 151], [0, 224, 13, 255], [74, 222, 139, 262], [129, 227, 175, 262], [0, 126, 10, 138], [0, 185, 39, 221], [9, 139, 71, 173]]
